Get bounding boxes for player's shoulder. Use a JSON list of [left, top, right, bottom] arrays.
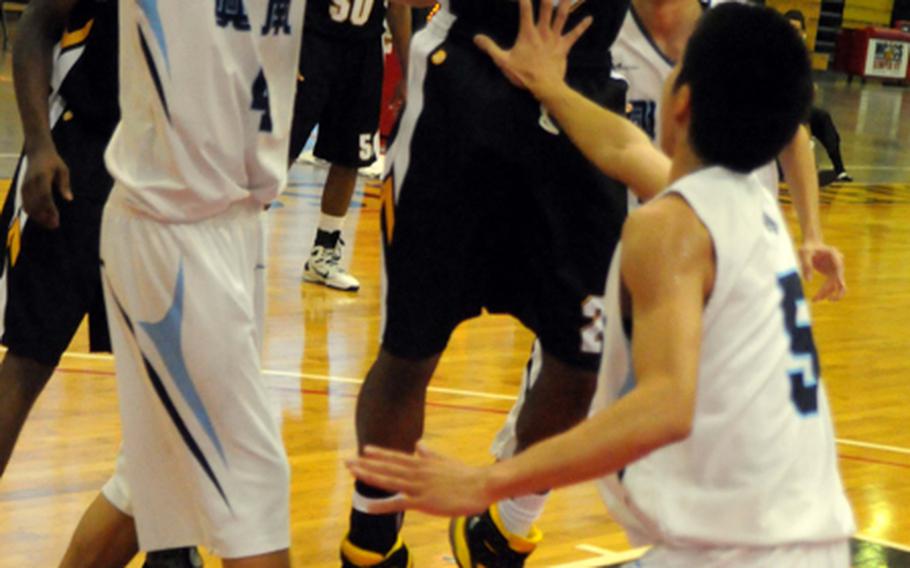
[[621, 193, 714, 281]]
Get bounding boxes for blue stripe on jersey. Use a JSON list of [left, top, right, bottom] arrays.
[[137, 0, 170, 69], [138, 261, 229, 467]]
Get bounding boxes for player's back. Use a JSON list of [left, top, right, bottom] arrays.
[[304, 0, 386, 40], [442, 0, 627, 68], [597, 166, 854, 548], [106, 0, 304, 222]]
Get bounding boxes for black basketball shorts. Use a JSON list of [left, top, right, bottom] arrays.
[[0, 110, 113, 367], [288, 31, 384, 169], [379, 15, 628, 372]]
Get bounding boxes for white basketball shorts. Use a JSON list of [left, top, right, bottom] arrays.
[[99, 188, 289, 558]]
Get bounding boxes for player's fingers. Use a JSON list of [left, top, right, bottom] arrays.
[[362, 445, 422, 467], [553, 0, 572, 35], [23, 177, 59, 229], [56, 163, 73, 202], [363, 495, 410, 515], [797, 248, 811, 281], [538, 0, 554, 35], [474, 34, 510, 69], [346, 460, 419, 494], [562, 16, 593, 52], [415, 441, 442, 461], [812, 279, 836, 302], [518, 0, 535, 36]]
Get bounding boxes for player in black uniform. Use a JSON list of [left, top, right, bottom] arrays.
[[289, 0, 412, 292], [1, 1, 200, 566], [341, 1, 634, 566]]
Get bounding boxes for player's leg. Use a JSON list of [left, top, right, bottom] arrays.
[[287, 32, 330, 167], [0, 148, 105, 477], [0, 353, 54, 476], [100, 196, 289, 565], [809, 106, 850, 181], [450, 67, 628, 566], [59, 493, 138, 568], [302, 163, 361, 292], [342, 18, 481, 566], [303, 36, 384, 293]]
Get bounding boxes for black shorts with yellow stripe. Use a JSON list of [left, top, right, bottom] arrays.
[[0, 109, 113, 367], [379, 19, 628, 372]]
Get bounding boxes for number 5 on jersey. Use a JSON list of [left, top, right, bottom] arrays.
[[330, 0, 375, 26]]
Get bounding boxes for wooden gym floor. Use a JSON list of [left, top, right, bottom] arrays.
[[0, 55, 909, 566]]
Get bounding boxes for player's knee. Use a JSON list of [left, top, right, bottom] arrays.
[[0, 352, 55, 398], [364, 349, 437, 399]]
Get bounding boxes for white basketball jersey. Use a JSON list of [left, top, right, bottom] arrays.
[[106, 0, 305, 222], [611, 6, 780, 196], [594, 166, 855, 547], [611, 9, 673, 143]]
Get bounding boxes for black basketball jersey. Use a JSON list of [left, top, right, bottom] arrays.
[[304, 0, 386, 41], [55, 0, 119, 133], [447, 0, 628, 67]]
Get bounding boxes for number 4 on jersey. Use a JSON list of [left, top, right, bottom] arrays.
[[251, 69, 272, 133]]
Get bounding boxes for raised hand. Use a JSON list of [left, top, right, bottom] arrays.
[[474, 0, 592, 94]]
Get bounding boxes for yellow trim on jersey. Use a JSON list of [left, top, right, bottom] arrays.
[[7, 217, 21, 267], [61, 19, 95, 50], [381, 173, 395, 245]]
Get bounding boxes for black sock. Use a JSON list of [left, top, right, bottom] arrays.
[[315, 229, 341, 249], [348, 481, 403, 555], [143, 547, 202, 568]]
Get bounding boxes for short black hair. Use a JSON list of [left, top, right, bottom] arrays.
[[674, 4, 813, 173], [784, 9, 807, 31]]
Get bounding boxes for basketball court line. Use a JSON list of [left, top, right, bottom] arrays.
[[553, 533, 910, 567], [25, 352, 910, 558], [52, 350, 910, 457]]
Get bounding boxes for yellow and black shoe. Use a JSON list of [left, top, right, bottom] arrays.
[[449, 506, 543, 567], [340, 536, 413, 568]]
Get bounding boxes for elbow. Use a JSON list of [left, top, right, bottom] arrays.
[[663, 411, 693, 445], [656, 392, 695, 446]]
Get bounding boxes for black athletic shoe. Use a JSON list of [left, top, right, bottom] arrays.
[[449, 507, 542, 567], [143, 547, 204, 567]]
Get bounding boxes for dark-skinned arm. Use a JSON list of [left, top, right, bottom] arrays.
[[12, 0, 79, 229]]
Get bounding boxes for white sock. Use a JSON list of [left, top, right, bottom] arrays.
[[318, 212, 346, 234], [352, 489, 402, 514], [496, 493, 548, 538]]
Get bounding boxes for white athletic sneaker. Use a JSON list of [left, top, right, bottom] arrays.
[[302, 241, 360, 292]]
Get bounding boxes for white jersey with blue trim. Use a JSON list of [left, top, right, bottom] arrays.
[[611, 9, 673, 143], [611, 5, 781, 196], [106, 0, 304, 222], [593, 167, 855, 547]]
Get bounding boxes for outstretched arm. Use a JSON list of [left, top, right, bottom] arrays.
[[474, 0, 670, 200], [778, 126, 846, 301], [346, 197, 712, 517], [13, 0, 79, 229]]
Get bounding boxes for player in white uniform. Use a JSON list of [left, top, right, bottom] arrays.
[[490, 0, 845, 486], [345, 2, 855, 566], [97, 1, 304, 565]]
